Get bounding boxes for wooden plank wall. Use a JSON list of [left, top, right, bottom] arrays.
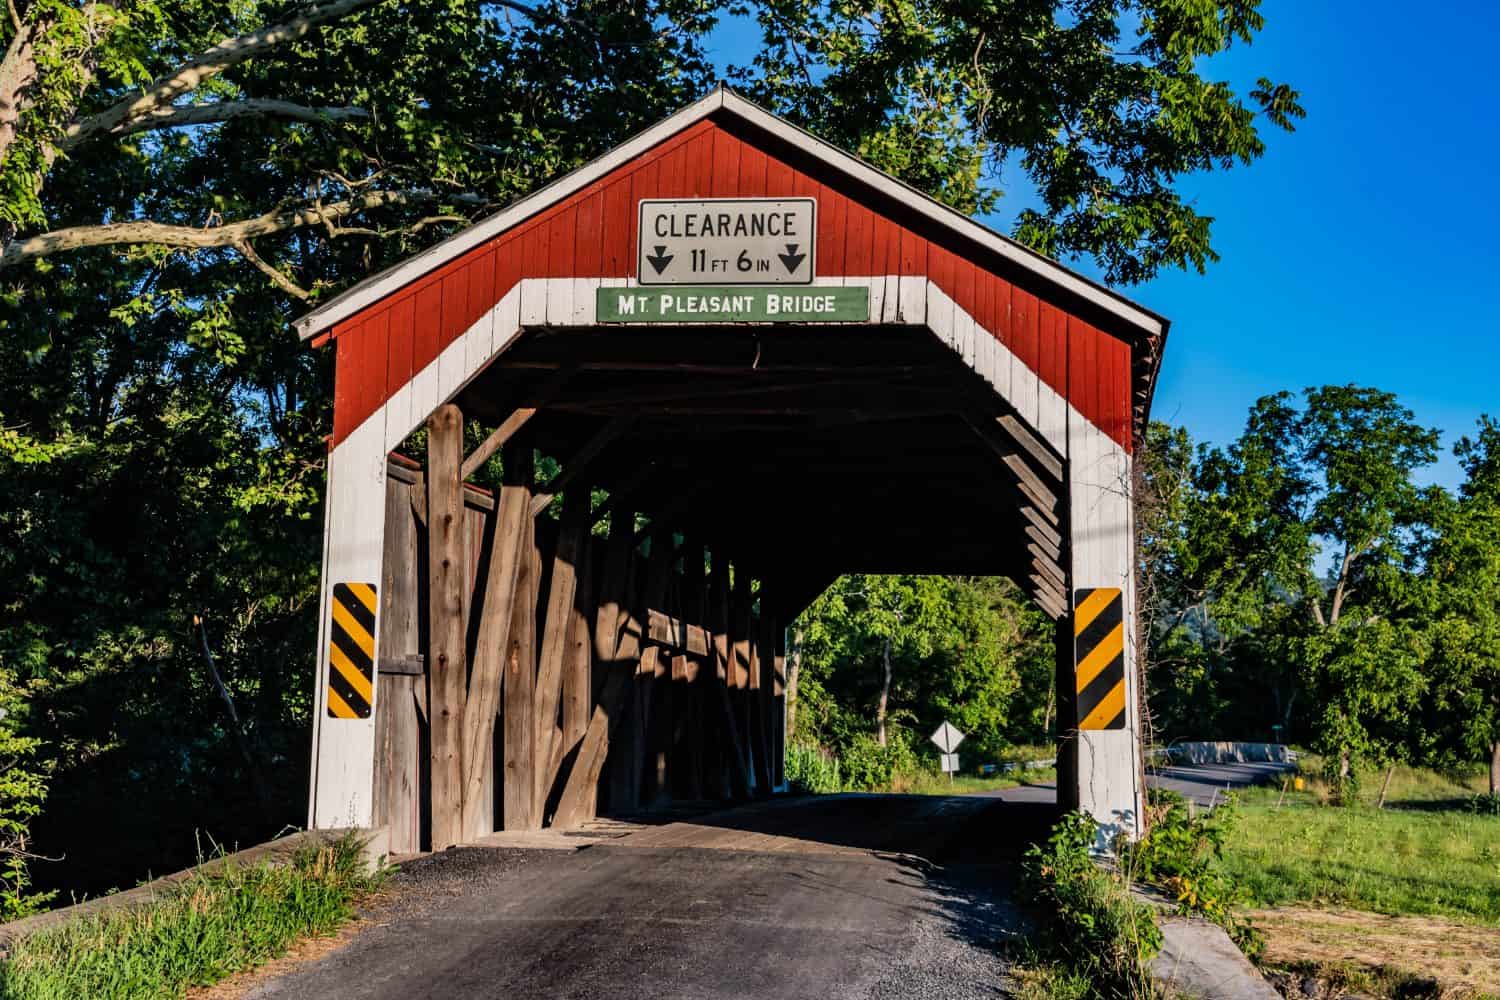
[[372, 456, 787, 850]]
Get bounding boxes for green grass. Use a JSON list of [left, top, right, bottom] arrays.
[[1222, 771, 1500, 924], [0, 833, 383, 1000], [895, 767, 1057, 795]]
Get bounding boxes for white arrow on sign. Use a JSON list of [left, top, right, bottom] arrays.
[[930, 721, 965, 755]]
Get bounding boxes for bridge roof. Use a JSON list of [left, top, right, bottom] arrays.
[[296, 87, 1168, 447]]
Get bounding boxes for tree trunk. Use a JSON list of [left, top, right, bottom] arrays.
[[1490, 740, 1499, 796], [876, 636, 892, 747], [786, 624, 802, 740], [1377, 763, 1395, 809]]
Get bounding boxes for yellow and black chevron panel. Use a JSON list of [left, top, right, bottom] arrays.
[[327, 582, 377, 720], [1073, 587, 1126, 731]]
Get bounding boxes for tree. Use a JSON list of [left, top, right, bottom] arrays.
[[736, 0, 1304, 282], [1426, 417, 1500, 793], [0, 0, 726, 897], [1139, 389, 1439, 782], [795, 574, 1050, 779]]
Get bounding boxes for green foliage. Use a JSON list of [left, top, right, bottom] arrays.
[[737, 0, 1303, 284], [1021, 812, 1162, 999], [794, 574, 1053, 771], [0, 832, 381, 1000], [1137, 388, 1474, 783], [1122, 791, 1260, 957], [1468, 793, 1500, 818], [836, 731, 918, 791], [783, 740, 841, 794]]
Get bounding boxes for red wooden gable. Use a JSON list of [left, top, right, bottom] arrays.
[[321, 114, 1141, 454]]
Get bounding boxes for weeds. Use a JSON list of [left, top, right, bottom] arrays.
[[0, 832, 382, 1000], [1122, 790, 1262, 957], [1469, 792, 1500, 817], [785, 742, 842, 794], [1020, 812, 1162, 999]]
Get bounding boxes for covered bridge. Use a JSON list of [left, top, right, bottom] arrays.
[[294, 88, 1168, 853]]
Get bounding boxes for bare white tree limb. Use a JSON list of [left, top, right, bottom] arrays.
[[0, 187, 457, 269], [60, 98, 369, 147], [65, 0, 389, 150], [237, 238, 311, 300]]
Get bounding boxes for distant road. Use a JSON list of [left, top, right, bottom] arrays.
[[980, 759, 1293, 809]]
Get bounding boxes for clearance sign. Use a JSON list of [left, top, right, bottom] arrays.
[[637, 198, 816, 285], [597, 197, 870, 322]]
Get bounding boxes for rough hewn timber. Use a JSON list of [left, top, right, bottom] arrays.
[[375, 470, 423, 852], [534, 483, 589, 818], [426, 403, 467, 850], [501, 442, 539, 830], [709, 554, 751, 799], [552, 510, 636, 828], [460, 433, 532, 839]]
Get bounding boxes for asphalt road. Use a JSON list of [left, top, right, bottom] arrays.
[[240, 763, 1282, 1000], [982, 758, 1293, 809], [243, 795, 1048, 1000]]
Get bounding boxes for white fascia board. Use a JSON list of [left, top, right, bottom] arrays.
[[295, 87, 1164, 344]]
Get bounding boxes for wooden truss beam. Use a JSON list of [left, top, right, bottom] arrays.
[[530, 417, 631, 516]]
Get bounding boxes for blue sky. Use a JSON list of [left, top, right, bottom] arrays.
[[709, 1, 1497, 490]]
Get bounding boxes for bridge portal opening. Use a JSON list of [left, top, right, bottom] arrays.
[[296, 89, 1167, 853]]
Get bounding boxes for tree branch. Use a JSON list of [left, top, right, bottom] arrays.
[[66, 0, 387, 149], [60, 98, 369, 147], [0, 187, 453, 269], [237, 239, 310, 300]]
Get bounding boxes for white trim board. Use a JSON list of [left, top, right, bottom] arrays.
[[294, 89, 1165, 343]]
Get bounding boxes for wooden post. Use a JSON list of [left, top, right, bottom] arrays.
[[375, 468, 423, 852], [426, 403, 467, 850], [709, 552, 751, 799], [638, 527, 675, 805], [534, 483, 590, 819], [756, 605, 777, 794], [679, 539, 706, 801], [773, 620, 787, 789], [501, 441, 539, 830], [552, 508, 636, 828], [459, 433, 533, 838], [1054, 614, 1079, 812], [1064, 401, 1145, 842], [558, 523, 593, 779], [731, 570, 757, 793]]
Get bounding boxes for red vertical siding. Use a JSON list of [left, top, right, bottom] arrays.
[[600, 177, 632, 277], [574, 188, 603, 276], [326, 120, 1138, 454], [385, 293, 415, 402], [546, 206, 577, 278]]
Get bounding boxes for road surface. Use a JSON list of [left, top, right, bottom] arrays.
[[983, 758, 1292, 809], [243, 795, 1049, 1000], [239, 762, 1283, 999]]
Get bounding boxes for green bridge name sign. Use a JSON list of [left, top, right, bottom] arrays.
[[595, 286, 870, 323]]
